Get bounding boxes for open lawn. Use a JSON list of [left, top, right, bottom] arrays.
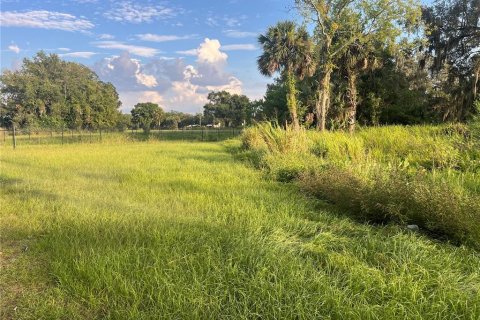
[[1, 141, 479, 319]]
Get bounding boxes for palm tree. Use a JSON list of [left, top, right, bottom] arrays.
[[258, 21, 315, 130]]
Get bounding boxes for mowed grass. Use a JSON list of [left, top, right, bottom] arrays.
[[1, 141, 479, 319]]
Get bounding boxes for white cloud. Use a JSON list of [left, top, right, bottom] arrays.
[[98, 33, 114, 40], [224, 17, 241, 27], [168, 81, 207, 107], [59, 51, 96, 58], [205, 15, 247, 28], [222, 44, 257, 51], [0, 10, 94, 32], [205, 17, 219, 27], [136, 33, 193, 42], [92, 39, 243, 113], [119, 91, 165, 112], [176, 49, 198, 56], [93, 52, 159, 90], [140, 91, 164, 105], [8, 44, 20, 54], [206, 76, 243, 94], [104, 1, 176, 23], [223, 30, 258, 38], [197, 38, 228, 65], [136, 73, 157, 88], [94, 41, 160, 57], [58, 47, 71, 52]]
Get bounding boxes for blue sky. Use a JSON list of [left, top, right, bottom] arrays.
[[1, 0, 297, 113]]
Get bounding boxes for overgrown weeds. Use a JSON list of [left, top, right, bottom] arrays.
[[240, 123, 480, 248]]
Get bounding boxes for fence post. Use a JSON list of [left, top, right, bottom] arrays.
[[100, 128, 102, 142], [3, 129, 5, 142], [90, 129, 92, 143], [217, 128, 220, 141], [12, 125, 16, 149], [61, 127, 64, 145]]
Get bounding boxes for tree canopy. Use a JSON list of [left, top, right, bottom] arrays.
[[131, 102, 164, 133], [0, 51, 122, 129], [203, 91, 256, 127]]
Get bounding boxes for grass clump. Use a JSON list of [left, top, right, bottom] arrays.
[[240, 123, 480, 248]]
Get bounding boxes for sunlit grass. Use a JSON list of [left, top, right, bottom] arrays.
[[241, 123, 480, 247], [1, 141, 479, 319]]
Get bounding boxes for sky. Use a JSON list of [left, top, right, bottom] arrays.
[[0, 0, 297, 113]]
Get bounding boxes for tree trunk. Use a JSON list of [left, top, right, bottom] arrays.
[[346, 69, 358, 133], [315, 38, 332, 131], [316, 69, 331, 131], [286, 69, 300, 130], [473, 61, 479, 101]]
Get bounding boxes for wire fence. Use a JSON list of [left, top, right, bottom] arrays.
[[0, 127, 243, 148]]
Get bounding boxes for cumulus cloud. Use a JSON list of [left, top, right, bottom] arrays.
[[206, 76, 243, 94], [0, 10, 94, 32], [8, 44, 20, 54], [93, 52, 160, 91], [197, 38, 228, 65], [94, 41, 160, 57], [104, 1, 176, 23], [93, 39, 243, 113], [168, 81, 208, 107], [118, 91, 165, 112], [59, 51, 96, 58], [136, 34, 193, 42]]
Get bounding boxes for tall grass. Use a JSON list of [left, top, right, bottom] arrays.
[[241, 123, 480, 248], [1, 141, 479, 319]]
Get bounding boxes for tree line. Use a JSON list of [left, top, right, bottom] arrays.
[[2, 0, 477, 133], [130, 92, 263, 132], [256, 0, 479, 131], [0, 52, 263, 132]]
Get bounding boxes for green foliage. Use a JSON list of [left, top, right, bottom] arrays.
[[203, 91, 255, 127], [258, 21, 315, 129], [131, 102, 164, 133], [294, 0, 421, 130], [241, 123, 480, 248], [422, 0, 480, 120], [0, 51, 122, 129], [256, 78, 289, 124]]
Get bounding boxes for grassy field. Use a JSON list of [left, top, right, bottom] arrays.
[[1, 140, 480, 319], [0, 128, 241, 147]]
